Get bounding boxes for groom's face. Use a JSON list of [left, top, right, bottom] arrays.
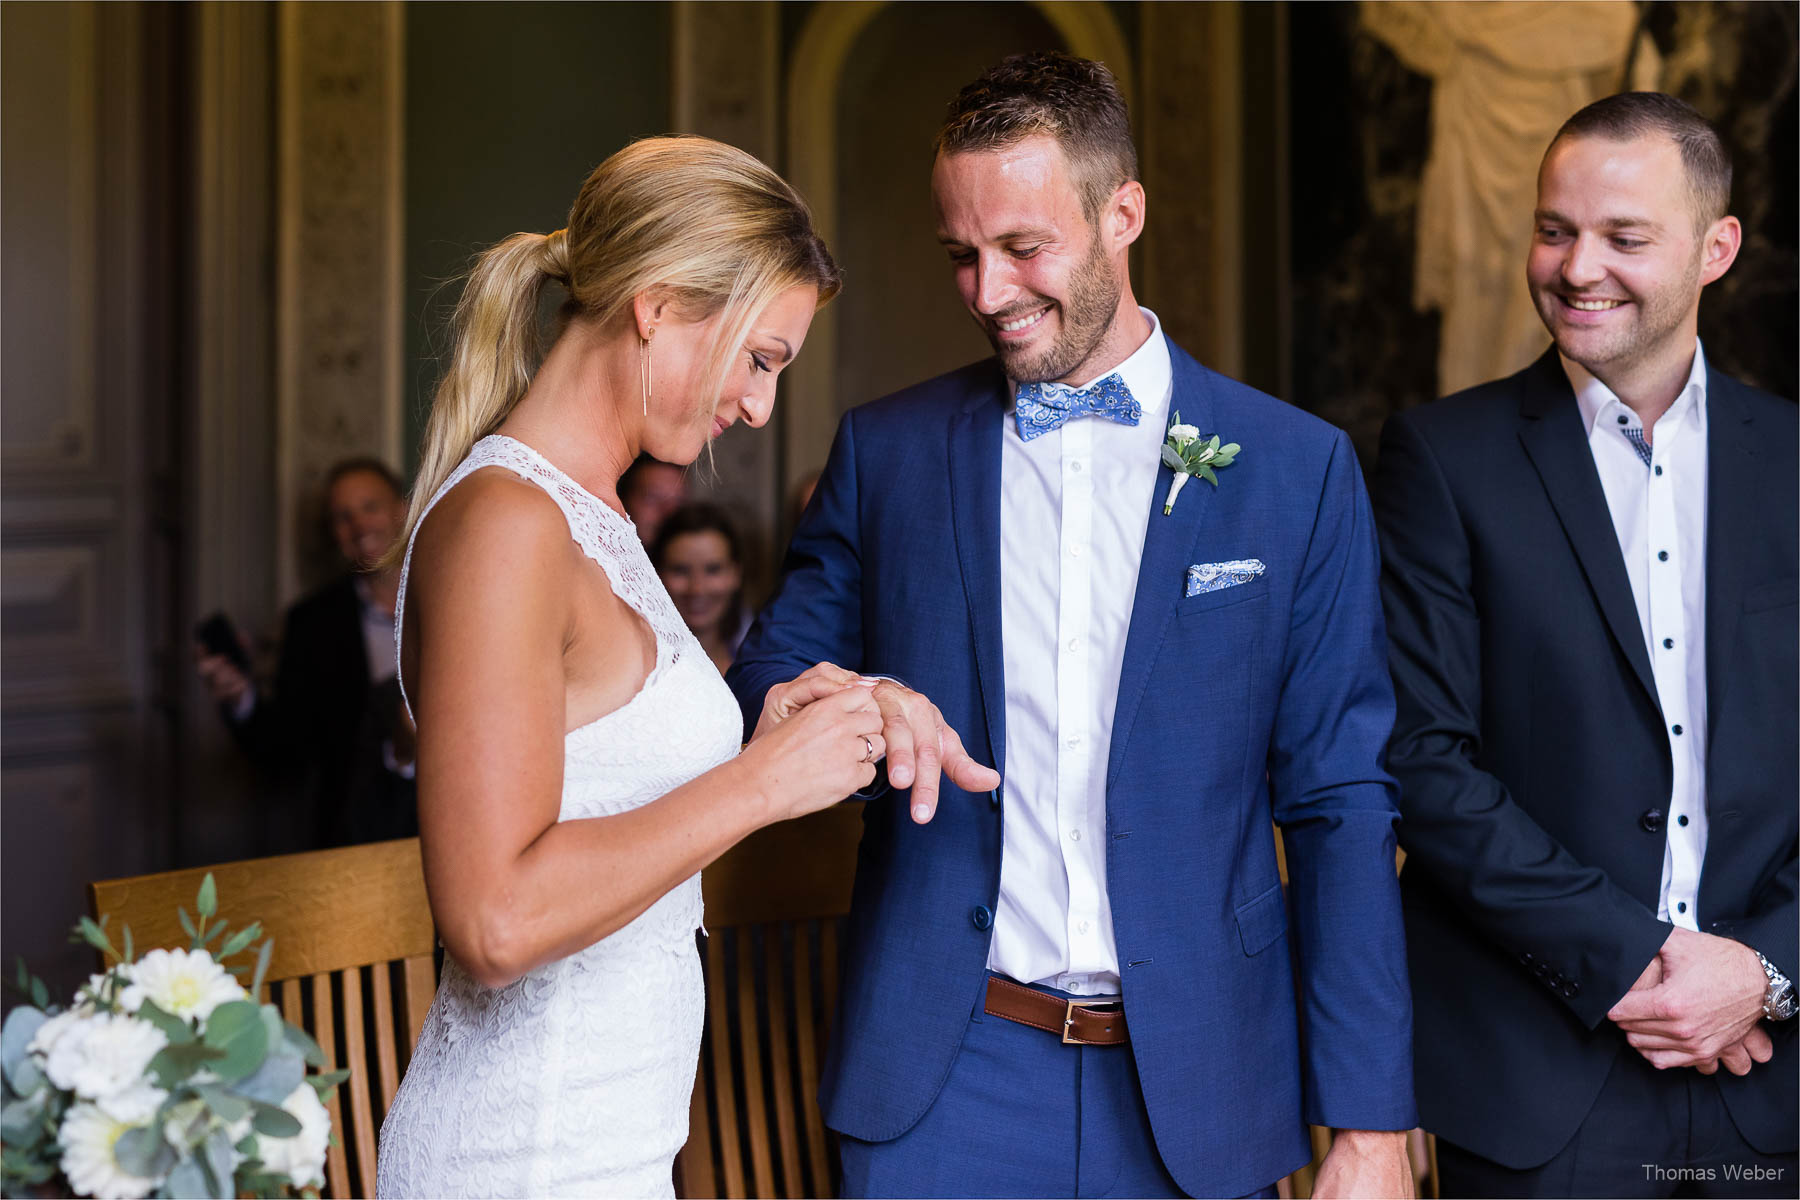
[[933, 136, 1124, 385]]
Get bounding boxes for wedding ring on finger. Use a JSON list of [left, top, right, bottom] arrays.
[[860, 735, 876, 764]]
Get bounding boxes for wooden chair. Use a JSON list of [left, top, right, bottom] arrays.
[[89, 838, 437, 1200], [676, 802, 863, 1200]]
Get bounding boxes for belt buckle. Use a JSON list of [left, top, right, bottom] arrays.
[[1061, 997, 1110, 1044]]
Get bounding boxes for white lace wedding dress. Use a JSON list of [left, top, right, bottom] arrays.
[[376, 435, 743, 1198]]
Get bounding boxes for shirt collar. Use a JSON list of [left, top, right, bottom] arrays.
[[1007, 307, 1172, 425], [1564, 339, 1709, 438]]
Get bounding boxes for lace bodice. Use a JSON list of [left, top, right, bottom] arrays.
[[378, 434, 743, 1198]]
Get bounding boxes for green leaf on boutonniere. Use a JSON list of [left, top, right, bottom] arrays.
[[1160, 445, 1185, 470]]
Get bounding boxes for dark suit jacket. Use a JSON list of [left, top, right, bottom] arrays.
[[232, 575, 417, 849], [1374, 348, 1797, 1168], [730, 343, 1416, 1198]]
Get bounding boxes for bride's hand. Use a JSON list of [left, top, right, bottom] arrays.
[[751, 661, 871, 740], [741, 684, 884, 822]]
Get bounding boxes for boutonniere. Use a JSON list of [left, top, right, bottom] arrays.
[[1160, 412, 1240, 514]]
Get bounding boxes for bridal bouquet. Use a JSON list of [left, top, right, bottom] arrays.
[[1, 876, 346, 1199]]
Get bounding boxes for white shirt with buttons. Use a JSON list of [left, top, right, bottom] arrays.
[[1563, 341, 1709, 931], [989, 308, 1173, 995]]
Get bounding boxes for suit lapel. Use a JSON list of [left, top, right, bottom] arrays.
[[947, 366, 1009, 777], [1703, 369, 1756, 751], [1515, 351, 1659, 708], [1107, 347, 1218, 792]]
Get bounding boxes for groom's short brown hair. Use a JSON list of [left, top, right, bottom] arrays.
[[935, 52, 1137, 223]]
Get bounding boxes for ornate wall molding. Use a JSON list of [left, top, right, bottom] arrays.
[[276, 1, 405, 602]]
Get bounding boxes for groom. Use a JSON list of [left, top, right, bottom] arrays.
[[729, 53, 1414, 1199]]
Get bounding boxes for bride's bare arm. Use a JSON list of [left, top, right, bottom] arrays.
[[405, 475, 880, 989]]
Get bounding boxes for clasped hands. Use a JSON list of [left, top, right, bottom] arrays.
[[1608, 926, 1773, 1076], [757, 662, 1000, 819]]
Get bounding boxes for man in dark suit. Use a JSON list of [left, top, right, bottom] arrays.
[[197, 458, 418, 849], [731, 52, 1414, 1199], [1376, 92, 1797, 1196]]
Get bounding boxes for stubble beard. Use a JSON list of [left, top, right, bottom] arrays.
[[1538, 249, 1704, 378], [992, 235, 1123, 385]]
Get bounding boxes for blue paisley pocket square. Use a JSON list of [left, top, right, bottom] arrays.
[[1186, 559, 1266, 597]]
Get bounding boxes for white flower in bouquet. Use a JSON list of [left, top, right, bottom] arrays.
[[28, 1006, 91, 1057], [254, 1082, 331, 1190], [58, 1103, 163, 1200], [77, 966, 137, 1013], [41, 1012, 167, 1103], [120, 947, 244, 1022]]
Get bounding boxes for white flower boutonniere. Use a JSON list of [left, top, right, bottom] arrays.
[[1160, 412, 1241, 514]]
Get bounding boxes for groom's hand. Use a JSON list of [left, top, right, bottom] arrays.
[[868, 680, 1001, 823], [1311, 1129, 1413, 1200]]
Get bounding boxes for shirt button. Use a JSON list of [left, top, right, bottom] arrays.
[[1067, 637, 1081, 653], [1677, 902, 1688, 914], [1077, 920, 1090, 935], [1658, 550, 1669, 562], [1066, 736, 1081, 749], [1672, 724, 1684, 736], [1069, 829, 1082, 842], [1663, 638, 1674, 649], [1677, 814, 1689, 827], [1654, 465, 1664, 476], [1069, 543, 1084, 558], [1070, 461, 1084, 473], [1616, 414, 1630, 426]]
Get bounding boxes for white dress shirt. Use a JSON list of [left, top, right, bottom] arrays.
[[1563, 341, 1710, 930], [989, 308, 1174, 995]]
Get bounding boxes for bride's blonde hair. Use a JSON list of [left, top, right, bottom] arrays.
[[391, 136, 840, 564]]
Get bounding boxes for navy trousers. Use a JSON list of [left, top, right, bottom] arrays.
[[837, 975, 1277, 1199]]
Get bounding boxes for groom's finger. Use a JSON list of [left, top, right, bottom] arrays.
[[909, 725, 945, 823], [940, 725, 1001, 793]]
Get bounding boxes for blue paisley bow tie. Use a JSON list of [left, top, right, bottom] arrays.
[[1014, 374, 1141, 442]]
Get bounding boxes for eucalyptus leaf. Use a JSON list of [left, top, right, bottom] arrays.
[[234, 1047, 304, 1106], [1170, 409, 1183, 426], [178, 906, 198, 943], [1, 1006, 47, 1089], [203, 1127, 237, 1198], [249, 941, 273, 998], [219, 923, 261, 960], [10, 1053, 43, 1098], [114, 1125, 166, 1176], [259, 1005, 285, 1051], [281, 1023, 326, 1069], [1219, 443, 1240, 457], [203, 919, 227, 947], [77, 916, 117, 959], [308, 1067, 350, 1096], [122, 925, 135, 965], [1208, 434, 1220, 452], [196, 874, 218, 921], [1198, 464, 1219, 486], [1160, 445, 1185, 471], [0, 1093, 46, 1144], [149, 1041, 227, 1089], [163, 1156, 211, 1200], [193, 1082, 251, 1123], [201, 1001, 267, 1084], [250, 1100, 302, 1138], [28, 978, 46, 1010], [138, 1000, 195, 1045]]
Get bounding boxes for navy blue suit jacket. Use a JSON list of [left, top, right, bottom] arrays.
[[729, 342, 1416, 1197], [1375, 350, 1797, 1167]]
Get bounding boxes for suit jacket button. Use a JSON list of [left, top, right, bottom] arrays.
[[1519, 951, 1535, 966], [971, 905, 993, 931], [1565, 980, 1581, 998], [1639, 809, 1665, 833], [1534, 963, 1551, 979]]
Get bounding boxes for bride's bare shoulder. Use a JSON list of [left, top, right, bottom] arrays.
[[408, 466, 579, 596]]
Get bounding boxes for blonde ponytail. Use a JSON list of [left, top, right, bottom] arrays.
[[388, 231, 561, 566]]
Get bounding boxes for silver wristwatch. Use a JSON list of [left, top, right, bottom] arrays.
[[1756, 951, 1796, 1021]]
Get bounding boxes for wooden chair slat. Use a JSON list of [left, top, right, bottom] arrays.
[[762, 931, 802, 1198], [792, 927, 831, 1196], [401, 954, 435, 1058], [706, 932, 746, 1200], [737, 929, 776, 1199], [279, 979, 303, 1029], [680, 1047, 718, 1200], [339, 968, 378, 1197], [370, 963, 401, 1111], [310, 973, 352, 1200]]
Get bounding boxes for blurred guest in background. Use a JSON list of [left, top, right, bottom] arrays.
[[195, 457, 419, 850], [619, 452, 688, 544], [652, 503, 750, 675]]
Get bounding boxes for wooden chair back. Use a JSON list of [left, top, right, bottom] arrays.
[[676, 802, 863, 1200], [89, 838, 437, 1200]]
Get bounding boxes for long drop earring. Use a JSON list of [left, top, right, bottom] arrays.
[[640, 328, 654, 417]]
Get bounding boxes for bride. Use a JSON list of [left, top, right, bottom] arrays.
[[375, 137, 879, 1198]]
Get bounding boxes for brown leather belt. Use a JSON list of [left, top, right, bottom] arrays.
[[984, 977, 1128, 1045]]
